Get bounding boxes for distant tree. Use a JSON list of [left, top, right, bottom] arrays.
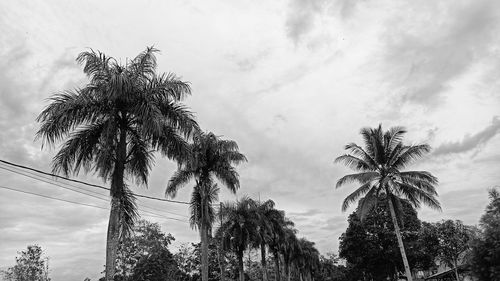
[[335, 125, 440, 281], [36, 47, 198, 281], [254, 199, 283, 281], [312, 253, 348, 281], [167, 132, 247, 281], [217, 197, 259, 281], [470, 188, 500, 281], [435, 220, 473, 281], [2, 245, 50, 281], [174, 241, 238, 281]]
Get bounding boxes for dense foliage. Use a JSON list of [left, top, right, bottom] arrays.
[[470, 188, 500, 281], [339, 199, 437, 280]]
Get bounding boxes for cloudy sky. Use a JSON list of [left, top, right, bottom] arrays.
[[1, 0, 500, 280]]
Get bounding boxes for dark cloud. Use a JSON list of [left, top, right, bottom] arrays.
[[433, 117, 500, 156]]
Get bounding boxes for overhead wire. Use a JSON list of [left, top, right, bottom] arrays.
[[0, 185, 188, 223], [0, 159, 190, 205], [0, 163, 189, 219]]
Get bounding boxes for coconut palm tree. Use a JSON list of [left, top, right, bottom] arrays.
[[36, 47, 198, 281], [217, 197, 259, 281], [166, 132, 247, 281], [335, 125, 441, 281], [254, 199, 282, 281]]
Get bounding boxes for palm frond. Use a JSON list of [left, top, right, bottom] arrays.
[[391, 144, 431, 169], [166, 170, 194, 197], [336, 172, 379, 189], [342, 182, 374, 211], [395, 181, 442, 211], [334, 154, 372, 171]]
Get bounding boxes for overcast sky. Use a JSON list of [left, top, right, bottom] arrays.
[[1, 0, 500, 280]]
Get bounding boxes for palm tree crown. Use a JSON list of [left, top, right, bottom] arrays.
[[335, 125, 441, 218]]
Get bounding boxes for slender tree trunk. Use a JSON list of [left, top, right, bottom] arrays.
[[238, 250, 245, 281], [201, 223, 209, 281], [273, 251, 281, 281], [105, 198, 120, 281], [387, 197, 413, 281], [454, 260, 460, 281], [287, 264, 291, 281], [261, 242, 268, 281], [105, 126, 127, 281]]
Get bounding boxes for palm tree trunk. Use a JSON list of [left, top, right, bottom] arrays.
[[105, 127, 127, 281], [105, 198, 120, 281], [238, 250, 245, 281], [261, 242, 268, 281], [454, 260, 460, 281], [273, 251, 281, 281], [387, 197, 413, 281], [201, 222, 209, 281]]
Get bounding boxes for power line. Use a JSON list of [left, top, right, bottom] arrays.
[[0, 185, 188, 223], [0, 159, 189, 205], [0, 164, 189, 219]]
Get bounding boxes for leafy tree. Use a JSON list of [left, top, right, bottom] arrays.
[[167, 132, 246, 281], [312, 253, 349, 281], [2, 245, 50, 281], [470, 188, 500, 281], [174, 241, 238, 281], [129, 249, 186, 281], [36, 47, 198, 281], [335, 125, 440, 281], [217, 197, 259, 281], [115, 220, 176, 280], [339, 199, 435, 280], [434, 220, 473, 281]]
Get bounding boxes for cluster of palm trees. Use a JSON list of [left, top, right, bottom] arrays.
[[36, 47, 440, 281], [216, 197, 320, 281]]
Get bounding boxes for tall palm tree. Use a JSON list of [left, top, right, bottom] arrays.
[[335, 125, 440, 281], [217, 197, 259, 281], [166, 132, 247, 281], [255, 199, 282, 281], [36, 47, 198, 281]]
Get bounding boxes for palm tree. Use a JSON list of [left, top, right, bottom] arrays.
[[268, 213, 293, 281], [281, 227, 300, 281], [166, 132, 247, 281], [296, 238, 320, 281], [36, 47, 198, 281], [335, 125, 440, 281], [254, 199, 282, 281], [217, 197, 259, 281]]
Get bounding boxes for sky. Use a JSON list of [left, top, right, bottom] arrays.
[[1, 0, 500, 280]]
